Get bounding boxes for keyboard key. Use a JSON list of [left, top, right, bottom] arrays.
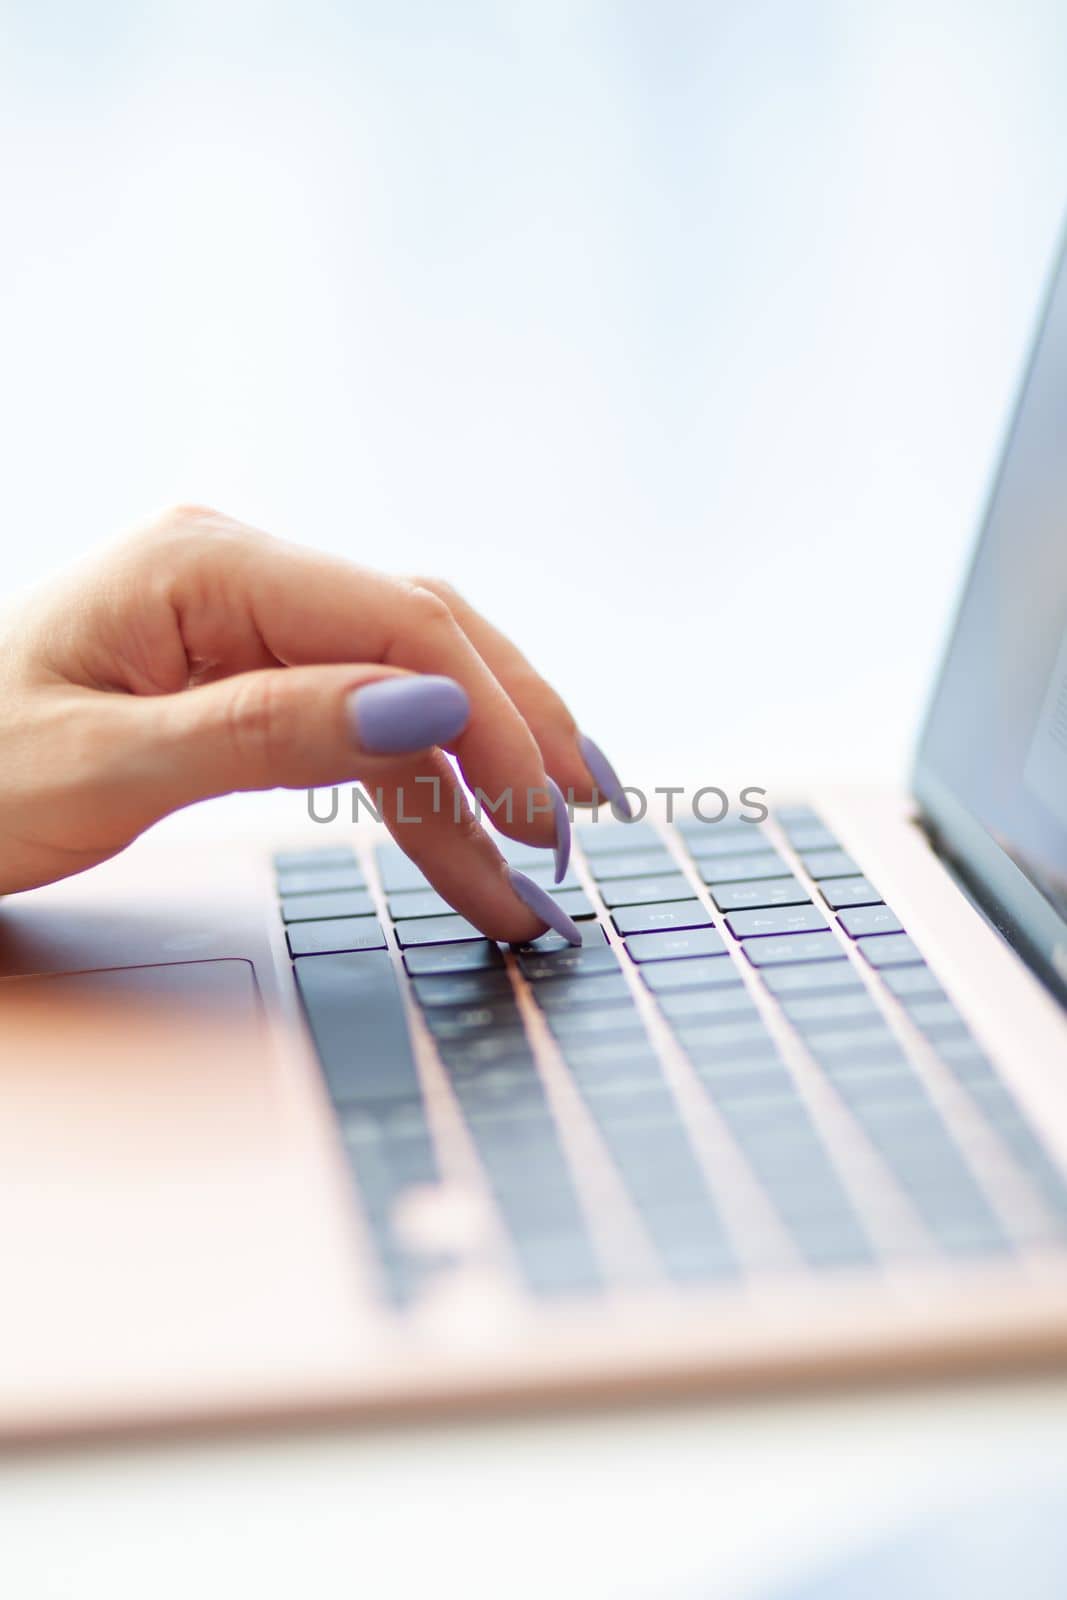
[[773, 805, 820, 829], [554, 888, 597, 920], [295, 951, 419, 1103], [781, 990, 883, 1028], [577, 821, 660, 855], [403, 941, 504, 976], [829, 1067, 930, 1111], [516, 860, 582, 891], [275, 864, 365, 896], [799, 849, 860, 880], [676, 1018, 778, 1055], [599, 873, 694, 907], [591, 850, 676, 881], [546, 1008, 648, 1043], [769, 1167, 867, 1223], [710, 877, 810, 912], [594, 1108, 706, 1184], [676, 812, 763, 837], [881, 965, 945, 1000], [486, 834, 557, 869], [472, 1138, 600, 1295], [938, 1043, 997, 1085], [726, 905, 830, 939], [905, 998, 968, 1033], [819, 876, 882, 910], [860, 1098, 977, 1164], [513, 1233, 603, 1297], [389, 889, 453, 920], [519, 920, 608, 955], [785, 823, 838, 852], [701, 852, 790, 884], [794, 1225, 875, 1270], [696, 1063, 794, 1102], [657, 987, 760, 1023], [858, 933, 924, 968], [422, 1003, 525, 1041], [375, 849, 431, 893], [805, 1025, 903, 1064], [681, 812, 764, 838], [716, 1090, 812, 1136], [557, 1038, 663, 1077], [288, 916, 387, 956], [639, 957, 738, 994], [655, 1230, 738, 1286], [613, 900, 712, 936], [342, 1112, 438, 1194], [448, 1068, 547, 1117], [438, 1034, 537, 1071], [685, 828, 776, 860], [928, 1032, 987, 1066], [395, 914, 484, 947], [742, 932, 846, 967], [411, 970, 514, 1007], [838, 905, 905, 938], [281, 889, 374, 923], [734, 1121, 829, 1178], [340, 1111, 442, 1303], [760, 962, 865, 996], [534, 972, 633, 1009], [517, 943, 618, 981], [625, 927, 727, 963], [274, 846, 356, 871], [473, 1117, 572, 1183]]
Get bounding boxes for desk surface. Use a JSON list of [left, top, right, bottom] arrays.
[[5, 1372, 1067, 1599]]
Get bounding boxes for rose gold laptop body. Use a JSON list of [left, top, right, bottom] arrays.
[[3, 784, 1067, 1444]]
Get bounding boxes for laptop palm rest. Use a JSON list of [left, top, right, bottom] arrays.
[[0, 954, 367, 1435]]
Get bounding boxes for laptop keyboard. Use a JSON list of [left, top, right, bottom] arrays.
[[276, 809, 1067, 1306]]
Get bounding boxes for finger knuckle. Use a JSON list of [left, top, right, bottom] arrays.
[[120, 505, 263, 570], [407, 574, 461, 608], [224, 673, 288, 781], [146, 504, 227, 547], [402, 582, 454, 631]]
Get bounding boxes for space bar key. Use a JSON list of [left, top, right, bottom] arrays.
[[294, 951, 420, 1104]]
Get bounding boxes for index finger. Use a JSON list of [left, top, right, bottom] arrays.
[[171, 524, 567, 854]]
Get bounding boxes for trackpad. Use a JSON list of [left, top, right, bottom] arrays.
[[20, 957, 262, 1012], [1, 958, 270, 1156]]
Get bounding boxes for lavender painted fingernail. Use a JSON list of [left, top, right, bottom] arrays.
[[578, 733, 634, 821], [547, 777, 571, 882], [348, 675, 470, 754], [506, 868, 582, 946]]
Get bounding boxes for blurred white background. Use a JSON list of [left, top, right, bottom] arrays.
[[2, 0, 1066, 791]]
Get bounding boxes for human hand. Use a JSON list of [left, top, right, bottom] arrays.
[[0, 507, 631, 943]]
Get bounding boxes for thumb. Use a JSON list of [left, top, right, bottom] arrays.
[[140, 665, 471, 810]]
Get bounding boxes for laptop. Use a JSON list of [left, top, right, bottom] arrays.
[[3, 235, 1067, 1442]]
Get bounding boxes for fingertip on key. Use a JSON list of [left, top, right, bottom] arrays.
[[506, 868, 582, 946]]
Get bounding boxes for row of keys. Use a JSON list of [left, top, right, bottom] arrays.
[[531, 844, 876, 1270]]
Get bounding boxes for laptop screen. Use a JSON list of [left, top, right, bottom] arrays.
[[914, 226, 1067, 1004]]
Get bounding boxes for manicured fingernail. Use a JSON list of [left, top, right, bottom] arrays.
[[578, 733, 634, 820], [547, 777, 571, 883], [506, 868, 582, 946], [347, 675, 469, 754]]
